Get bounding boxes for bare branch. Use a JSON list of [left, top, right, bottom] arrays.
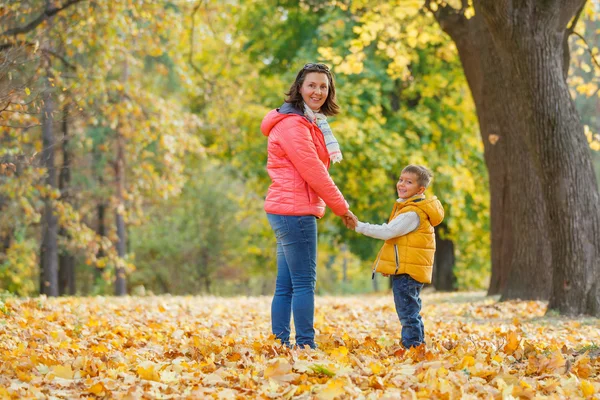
[[188, 0, 217, 92], [560, 0, 587, 31], [0, 123, 41, 129], [1, 0, 85, 37], [0, 41, 76, 70], [189, 1, 203, 75], [42, 49, 76, 70], [567, 1, 586, 34], [572, 31, 600, 72], [562, 1, 587, 79]]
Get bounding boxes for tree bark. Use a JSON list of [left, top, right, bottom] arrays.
[[478, 0, 600, 315], [96, 201, 106, 279], [431, 4, 552, 300], [432, 225, 456, 291], [40, 76, 58, 297], [114, 133, 127, 296], [114, 60, 129, 296], [58, 105, 75, 295]]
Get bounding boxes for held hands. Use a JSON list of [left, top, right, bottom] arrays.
[[341, 210, 358, 230]]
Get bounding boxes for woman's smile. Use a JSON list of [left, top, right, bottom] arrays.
[[300, 72, 329, 110]]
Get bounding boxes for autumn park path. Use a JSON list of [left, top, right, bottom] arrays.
[[1, 292, 599, 398]]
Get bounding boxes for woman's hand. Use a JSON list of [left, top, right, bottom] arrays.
[[341, 210, 358, 229]]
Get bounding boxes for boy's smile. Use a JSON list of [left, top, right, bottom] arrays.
[[397, 172, 425, 199]]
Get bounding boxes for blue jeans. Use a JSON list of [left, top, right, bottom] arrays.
[[266, 213, 318, 349], [392, 274, 424, 348]]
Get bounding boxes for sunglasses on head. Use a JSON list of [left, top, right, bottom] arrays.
[[303, 63, 330, 71]]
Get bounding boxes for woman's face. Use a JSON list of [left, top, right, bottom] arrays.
[[300, 72, 329, 111]]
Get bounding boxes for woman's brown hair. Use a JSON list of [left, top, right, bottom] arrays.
[[285, 63, 340, 116]]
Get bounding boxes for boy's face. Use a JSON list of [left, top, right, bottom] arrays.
[[397, 172, 425, 199]]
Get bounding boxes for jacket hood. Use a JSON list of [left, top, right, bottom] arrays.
[[408, 196, 444, 227], [261, 103, 305, 137]]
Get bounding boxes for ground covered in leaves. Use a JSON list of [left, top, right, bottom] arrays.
[[0, 292, 599, 399]]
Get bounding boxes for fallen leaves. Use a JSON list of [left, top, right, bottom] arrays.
[[0, 292, 598, 398]]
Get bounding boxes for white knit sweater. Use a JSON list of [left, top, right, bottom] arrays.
[[355, 198, 419, 241]]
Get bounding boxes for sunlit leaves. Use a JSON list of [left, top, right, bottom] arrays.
[[586, 125, 600, 152], [0, 293, 598, 397]]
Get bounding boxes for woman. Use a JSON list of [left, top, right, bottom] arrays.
[[261, 63, 357, 349]]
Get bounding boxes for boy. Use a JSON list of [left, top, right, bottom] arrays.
[[355, 165, 444, 349]]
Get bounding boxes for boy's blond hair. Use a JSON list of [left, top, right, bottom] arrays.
[[402, 165, 433, 188]]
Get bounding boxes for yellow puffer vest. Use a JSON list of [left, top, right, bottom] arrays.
[[371, 195, 444, 283]]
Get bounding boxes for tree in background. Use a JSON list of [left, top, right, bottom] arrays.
[[1, 1, 202, 296], [237, 1, 488, 290], [3, 0, 596, 305], [327, 0, 600, 314], [429, 0, 599, 316]]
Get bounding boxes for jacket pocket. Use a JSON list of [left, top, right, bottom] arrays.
[[393, 244, 400, 274], [305, 182, 314, 205]]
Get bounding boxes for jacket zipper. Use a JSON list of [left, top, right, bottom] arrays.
[[393, 244, 400, 275]]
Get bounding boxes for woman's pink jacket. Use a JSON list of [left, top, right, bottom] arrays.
[[261, 103, 349, 218]]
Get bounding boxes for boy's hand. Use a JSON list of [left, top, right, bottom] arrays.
[[342, 210, 358, 229]]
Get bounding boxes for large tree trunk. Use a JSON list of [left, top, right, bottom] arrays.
[[477, 0, 600, 316], [40, 77, 58, 297], [58, 105, 75, 295], [431, 4, 552, 300]]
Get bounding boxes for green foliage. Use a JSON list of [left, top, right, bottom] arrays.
[[129, 161, 266, 294], [0, 234, 38, 296], [18, 0, 596, 294]]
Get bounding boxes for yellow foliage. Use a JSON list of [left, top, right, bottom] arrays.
[[0, 294, 598, 397]]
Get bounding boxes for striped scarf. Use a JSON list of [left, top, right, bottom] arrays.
[[304, 103, 343, 164]]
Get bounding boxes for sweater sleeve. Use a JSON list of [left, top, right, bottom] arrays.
[[277, 118, 349, 216], [355, 211, 419, 240]]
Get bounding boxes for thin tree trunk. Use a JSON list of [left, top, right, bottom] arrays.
[[432, 225, 456, 291], [58, 105, 75, 295], [114, 60, 129, 296], [96, 202, 106, 279], [40, 77, 58, 297], [114, 133, 127, 296]]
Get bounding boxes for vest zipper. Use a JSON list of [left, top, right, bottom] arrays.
[[393, 244, 400, 274], [372, 250, 382, 280]]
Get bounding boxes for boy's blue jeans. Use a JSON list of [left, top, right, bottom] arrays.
[[266, 213, 317, 349], [392, 274, 425, 348]]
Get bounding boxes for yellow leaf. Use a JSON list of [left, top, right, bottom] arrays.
[[51, 365, 74, 379], [25, 87, 31, 96], [88, 382, 105, 395], [503, 331, 520, 355], [136, 361, 160, 381], [369, 362, 383, 375], [581, 379, 595, 396], [488, 134, 500, 145], [16, 370, 32, 382], [91, 343, 109, 354], [330, 346, 349, 361], [264, 358, 297, 382], [460, 355, 475, 368], [317, 377, 346, 400]]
